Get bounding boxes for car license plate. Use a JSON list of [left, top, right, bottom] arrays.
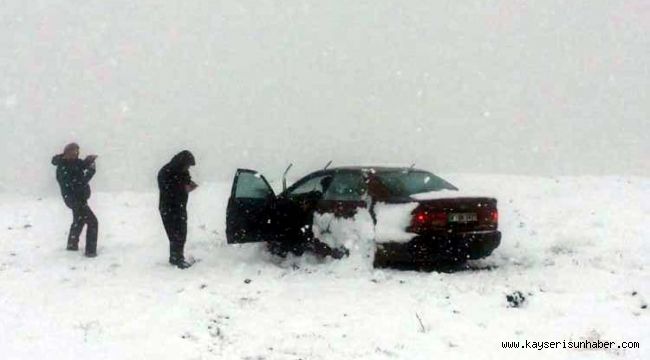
[[448, 212, 477, 223]]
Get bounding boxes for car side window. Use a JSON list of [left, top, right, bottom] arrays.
[[322, 173, 366, 201], [286, 175, 331, 198]]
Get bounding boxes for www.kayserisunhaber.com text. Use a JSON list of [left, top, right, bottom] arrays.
[[501, 340, 640, 351]]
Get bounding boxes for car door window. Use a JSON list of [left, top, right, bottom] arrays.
[[322, 173, 366, 201], [287, 175, 331, 198], [375, 171, 457, 196], [235, 172, 274, 199]]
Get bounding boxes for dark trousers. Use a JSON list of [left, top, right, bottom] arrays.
[[68, 203, 98, 254], [160, 208, 187, 261]]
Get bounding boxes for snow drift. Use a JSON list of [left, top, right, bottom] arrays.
[[1, 174, 649, 359]]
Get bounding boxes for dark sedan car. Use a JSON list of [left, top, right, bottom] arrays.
[[226, 166, 501, 266]]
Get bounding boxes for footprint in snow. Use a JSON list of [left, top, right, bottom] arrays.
[[180, 332, 198, 342], [239, 297, 257, 306]]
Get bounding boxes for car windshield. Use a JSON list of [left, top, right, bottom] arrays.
[[375, 171, 457, 197]]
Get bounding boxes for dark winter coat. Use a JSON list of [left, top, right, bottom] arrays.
[[51, 155, 96, 208], [157, 150, 195, 212]]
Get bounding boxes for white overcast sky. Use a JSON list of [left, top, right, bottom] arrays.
[[1, 1, 648, 193]]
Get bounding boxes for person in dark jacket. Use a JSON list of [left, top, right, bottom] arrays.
[[51, 143, 99, 257], [158, 150, 198, 269]]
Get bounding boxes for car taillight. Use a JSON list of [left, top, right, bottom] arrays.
[[414, 213, 428, 223], [490, 209, 499, 224], [412, 209, 447, 228]]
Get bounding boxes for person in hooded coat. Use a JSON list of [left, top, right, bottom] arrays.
[[51, 143, 99, 257], [157, 150, 198, 268]]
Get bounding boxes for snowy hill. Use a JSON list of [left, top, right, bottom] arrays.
[[1, 174, 648, 359]]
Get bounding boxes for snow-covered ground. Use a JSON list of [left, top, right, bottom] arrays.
[[1, 174, 648, 360]]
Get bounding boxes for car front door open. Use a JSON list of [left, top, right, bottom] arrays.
[[226, 169, 276, 244]]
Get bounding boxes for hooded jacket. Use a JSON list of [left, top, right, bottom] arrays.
[[51, 154, 96, 208], [157, 150, 195, 210]]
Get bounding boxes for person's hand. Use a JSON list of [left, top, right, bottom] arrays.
[[83, 155, 97, 169], [85, 155, 98, 163], [185, 181, 198, 192]]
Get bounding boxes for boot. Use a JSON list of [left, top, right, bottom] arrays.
[[175, 259, 193, 269], [169, 240, 190, 268], [169, 257, 192, 269]]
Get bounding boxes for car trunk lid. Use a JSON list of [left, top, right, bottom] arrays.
[[409, 196, 498, 233]]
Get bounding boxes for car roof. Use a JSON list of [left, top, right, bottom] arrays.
[[327, 166, 430, 173], [282, 166, 453, 195], [287, 166, 427, 188]]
